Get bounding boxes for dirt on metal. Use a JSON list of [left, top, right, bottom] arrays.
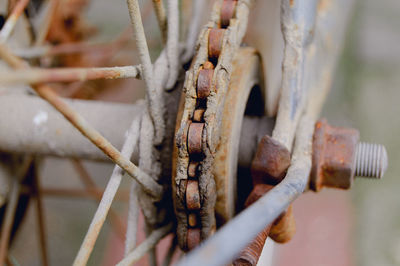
[[251, 135, 291, 185], [310, 119, 360, 191]]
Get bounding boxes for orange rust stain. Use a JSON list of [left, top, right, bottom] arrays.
[[318, 0, 332, 13], [290, 0, 295, 7]]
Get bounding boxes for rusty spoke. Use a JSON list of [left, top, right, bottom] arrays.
[[0, 42, 162, 198], [0, 179, 20, 265], [152, 0, 167, 42], [32, 166, 49, 266], [34, 0, 58, 45], [71, 160, 127, 240], [0, 157, 33, 265], [0, 0, 30, 42], [0, 65, 142, 85], [117, 223, 173, 266], [37, 188, 129, 201]]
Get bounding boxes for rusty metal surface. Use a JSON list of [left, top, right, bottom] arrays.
[[213, 47, 264, 224], [187, 228, 201, 251], [174, 0, 254, 251], [220, 0, 237, 28], [233, 184, 273, 266], [269, 204, 295, 243], [177, 0, 355, 263], [234, 182, 295, 265], [250, 135, 291, 185], [208, 29, 225, 59], [197, 69, 213, 99], [233, 225, 271, 266], [186, 180, 201, 210], [271, 0, 318, 152], [177, 116, 315, 266], [310, 119, 360, 192], [187, 123, 204, 155]]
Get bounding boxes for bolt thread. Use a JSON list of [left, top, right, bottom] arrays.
[[355, 142, 388, 179]]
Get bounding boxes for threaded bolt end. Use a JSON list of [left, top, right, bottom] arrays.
[[355, 142, 388, 179]]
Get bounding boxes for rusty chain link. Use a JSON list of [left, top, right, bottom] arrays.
[[174, 0, 253, 251]]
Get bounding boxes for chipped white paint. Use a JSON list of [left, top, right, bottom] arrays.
[[33, 110, 48, 126]]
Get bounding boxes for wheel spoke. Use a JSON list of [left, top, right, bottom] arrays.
[[73, 117, 141, 266], [0, 179, 20, 265], [151, 0, 167, 42], [33, 167, 49, 266], [0, 65, 142, 85], [72, 160, 127, 240], [117, 223, 173, 266], [0, 0, 30, 42]]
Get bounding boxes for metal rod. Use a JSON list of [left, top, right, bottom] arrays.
[[271, 0, 318, 151], [0, 179, 20, 265], [72, 160, 127, 240], [127, 0, 165, 144], [33, 168, 49, 266], [36, 84, 162, 197], [0, 156, 32, 265], [73, 117, 141, 266], [15, 27, 132, 59], [34, 0, 58, 45], [0, 43, 162, 198], [38, 188, 129, 201], [0, 65, 141, 85], [0, 94, 271, 165], [117, 223, 173, 266], [182, 0, 206, 63], [162, 236, 177, 266], [0, 94, 143, 161], [124, 181, 140, 256], [152, 0, 168, 42], [0, 0, 30, 42], [165, 0, 179, 88]]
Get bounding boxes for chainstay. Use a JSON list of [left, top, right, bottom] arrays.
[[174, 0, 254, 251]]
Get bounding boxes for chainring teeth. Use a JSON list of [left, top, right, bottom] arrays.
[[173, 0, 258, 251]]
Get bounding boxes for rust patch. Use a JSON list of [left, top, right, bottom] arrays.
[[188, 161, 200, 178], [220, 0, 237, 28], [234, 184, 296, 265], [187, 122, 204, 154], [208, 29, 225, 58], [187, 228, 201, 251], [193, 108, 206, 122], [188, 213, 198, 227], [197, 69, 214, 99], [186, 180, 201, 210], [269, 204, 296, 243], [251, 135, 291, 185], [318, 0, 332, 13], [310, 119, 360, 191]]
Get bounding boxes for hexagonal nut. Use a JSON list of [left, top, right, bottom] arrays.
[[251, 135, 291, 185], [310, 119, 360, 192]]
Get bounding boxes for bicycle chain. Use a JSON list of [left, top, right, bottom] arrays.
[[174, 0, 254, 251]]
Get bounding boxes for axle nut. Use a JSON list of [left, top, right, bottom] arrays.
[[310, 119, 360, 191]]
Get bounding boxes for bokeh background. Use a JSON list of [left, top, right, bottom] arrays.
[[6, 0, 400, 265]]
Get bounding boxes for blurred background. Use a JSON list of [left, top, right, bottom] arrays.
[[4, 0, 399, 265]]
